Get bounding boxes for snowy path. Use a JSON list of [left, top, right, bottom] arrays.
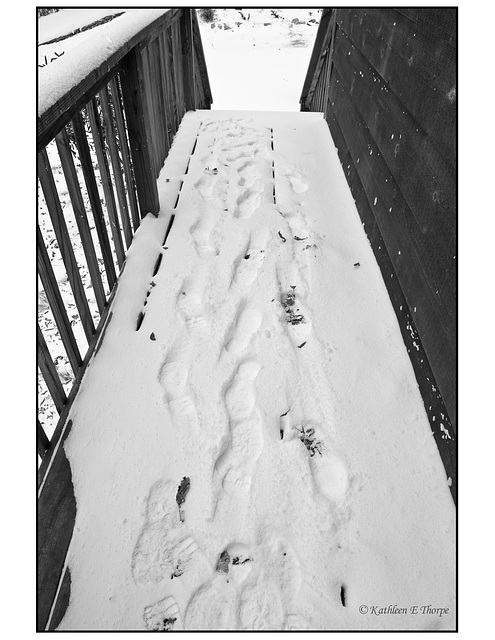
[[53, 111, 455, 631]]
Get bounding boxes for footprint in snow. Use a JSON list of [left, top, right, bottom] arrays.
[[225, 358, 261, 420], [189, 210, 219, 258], [232, 228, 270, 289], [184, 543, 254, 630], [177, 282, 208, 335], [238, 533, 307, 630], [236, 187, 263, 219], [309, 451, 349, 508], [289, 173, 309, 194], [132, 479, 202, 588], [194, 172, 217, 200], [225, 306, 262, 355], [238, 160, 262, 188], [214, 360, 264, 498], [158, 351, 198, 425], [143, 596, 181, 631], [282, 419, 349, 507]]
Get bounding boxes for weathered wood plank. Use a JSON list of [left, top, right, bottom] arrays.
[[146, 40, 163, 170], [38, 9, 182, 149], [171, 19, 186, 121], [395, 8, 418, 22], [38, 420, 76, 630], [87, 97, 126, 268], [180, 8, 196, 111], [110, 74, 141, 231], [162, 27, 179, 136], [330, 25, 456, 268], [119, 47, 160, 216], [134, 7, 182, 50], [153, 36, 172, 165], [38, 149, 95, 344], [157, 34, 173, 150], [37, 226, 82, 375], [337, 8, 456, 164], [55, 127, 107, 315], [72, 110, 117, 289], [38, 324, 67, 414], [417, 7, 457, 41], [139, 46, 158, 177], [99, 85, 133, 248], [146, 38, 167, 173]]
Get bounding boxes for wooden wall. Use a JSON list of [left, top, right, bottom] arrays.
[[301, 8, 457, 500]]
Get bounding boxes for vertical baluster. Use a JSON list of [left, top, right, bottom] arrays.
[[37, 324, 67, 414], [38, 149, 95, 344], [109, 75, 141, 231], [162, 28, 178, 137], [172, 19, 185, 120], [55, 127, 107, 316], [139, 46, 159, 177], [99, 85, 133, 248], [72, 110, 117, 290], [157, 32, 173, 151], [37, 226, 82, 375], [149, 38, 166, 169], [120, 47, 160, 216], [87, 97, 126, 268], [180, 8, 196, 111]]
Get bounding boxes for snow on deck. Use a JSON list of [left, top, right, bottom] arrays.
[[53, 111, 455, 631]]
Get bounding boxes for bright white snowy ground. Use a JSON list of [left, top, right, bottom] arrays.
[[48, 111, 455, 631], [198, 8, 321, 111]]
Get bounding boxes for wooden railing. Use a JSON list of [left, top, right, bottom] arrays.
[[37, 9, 212, 474], [300, 8, 457, 502]]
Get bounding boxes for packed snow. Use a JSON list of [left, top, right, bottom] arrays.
[[37, 8, 456, 632], [51, 111, 455, 631]]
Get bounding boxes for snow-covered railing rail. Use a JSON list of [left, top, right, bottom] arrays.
[[300, 8, 457, 502], [37, 9, 212, 476]]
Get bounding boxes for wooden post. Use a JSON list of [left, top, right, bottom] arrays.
[[180, 8, 196, 111], [120, 48, 160, 217]]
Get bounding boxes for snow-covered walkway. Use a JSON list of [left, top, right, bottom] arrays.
[[50, 111, 455, 631]]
